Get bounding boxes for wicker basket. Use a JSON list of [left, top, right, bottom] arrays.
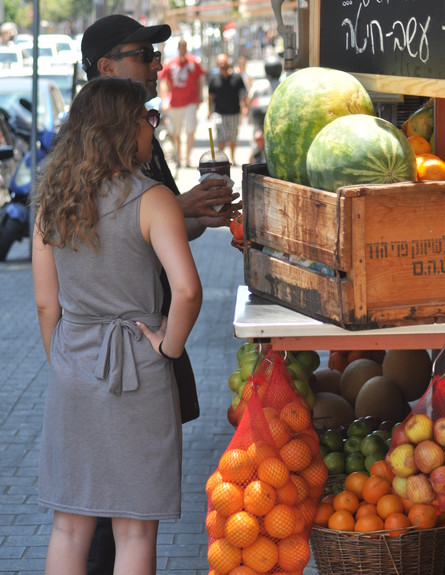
[[323, 474, 347, 495], [310, 524, 445, 575]]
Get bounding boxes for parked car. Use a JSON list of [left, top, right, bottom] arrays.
[[0, 46, 32, 70], [21, 33, 78, 66], [37, 63, 86, 105], [0, 77, 66, 133]]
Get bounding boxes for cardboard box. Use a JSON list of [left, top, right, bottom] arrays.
[[242, 164, 445, 329]]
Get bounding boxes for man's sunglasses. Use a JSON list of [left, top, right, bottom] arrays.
[[108, 47, 162, 65], [142, 109, 161, 129]]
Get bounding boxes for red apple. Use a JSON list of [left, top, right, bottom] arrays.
[[406, 473, 435, 503], [434, 416, 445, 447], [414, 440, 445, 474], [389, 443, 418, 477], [437, 494, 445, 511], [429, 465, 445, 495], [391, 422, 411, 448], [405, 413, 434, 444]]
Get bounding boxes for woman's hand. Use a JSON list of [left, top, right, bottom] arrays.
[[136, 316, 167, 356]]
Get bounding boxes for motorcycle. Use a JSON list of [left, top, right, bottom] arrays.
[[248, 95, 271, 164], [0, 104, 55, 261]]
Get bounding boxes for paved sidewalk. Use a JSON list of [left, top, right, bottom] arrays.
[[0, 112, 320, 573]]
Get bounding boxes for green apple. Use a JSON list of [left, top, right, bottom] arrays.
[[347, 419, 372, 439], [343, 436, 362, 455], [232, 395, 241, 409], [287, 360, 309, 382], [345, 452, 366, 473], [320, 429, 344, 452], [228, 370, 243, 393], [360, 434, 387, 457], [324, 451, 346, 475], [296, 350, 321, 375], [240, 359, 257, 381], [365, 452, 386, 472], [236, 342, 258, 364], [372, 429, 391, 444]]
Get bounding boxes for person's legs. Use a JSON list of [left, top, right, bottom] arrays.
[[45, 511, 98, 575], [226, 114, 240, 165], [112, 517, 159, 575], [87, 517, 115, 575], [184, 104, 198, 166], [168, 107, 186, 164]]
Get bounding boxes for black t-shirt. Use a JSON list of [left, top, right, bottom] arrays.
[[208, 73, 246, 115]]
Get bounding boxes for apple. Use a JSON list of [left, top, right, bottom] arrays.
[[227, 405, 237, 427], [433, 416, 445, 447], [429, 465, 445, 495], [296, 350, 320, 375], [287, 360, 309, 382], [391, 422, 411, 448], [437, 494, 445, 511], [413, 440, 445, 474], [406, 473, 435, 503], [405, 413, 434, 444], [228, 370, 243, 393], [343, 436, 362, 455], [392, 476, 408, 498], [360, 434, 387, 457], [236, 342, 258, 364], [389, 443, 418, 477], [240, 358, 258, 381], [347, 419, 372, 439], [232, 395, 241, 410]]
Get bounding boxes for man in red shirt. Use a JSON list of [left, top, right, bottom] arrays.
[[159, 38, 205, 167]]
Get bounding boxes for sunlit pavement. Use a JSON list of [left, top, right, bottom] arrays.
[[0, 103, 321, 573]]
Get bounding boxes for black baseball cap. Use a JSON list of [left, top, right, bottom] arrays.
[[81, 14, 171, 72]]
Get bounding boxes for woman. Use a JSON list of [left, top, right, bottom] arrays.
[[32, 77, 202, 575]]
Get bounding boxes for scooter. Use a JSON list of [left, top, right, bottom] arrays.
[[0, 115, 55, 261]]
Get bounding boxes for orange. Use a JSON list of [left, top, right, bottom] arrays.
[[408, 135, 432, 155], [362, 475, 392, 505], [258, 457, 290, 488], [347, 350, 371, 363], [264, 504, 296, 539], [244, 480, 277, 516], [333, 491, 360, 514], [225, 511, 260, 548], [344, 471, 369, 499], [262, 406, 279, 422], [300, 459, 329, 492], [298, 497, 317, 527], [280, 401, 312, 433], [321, 493, 335, 505], [408, 503, 438, 529], [385, 512, 411, 537], [241, 381, 266, 401], [211, 482, 244, 517], [219, 449, 256, 485], [355, 503, 377, 519], [279, 438, 312, 472], [276, 478, 299, 506], [416, 153, 445, 180], [246, 441, 277, 467], [401, 497, 414, 514], [208, 537, 242, 573], [206, 509, 226, 540], [354, 514, 384, 533], [228, 567, 259, 575], [314, 501, 335, 527], [242, 536, 279, 573], [206, 470, 223, 497], [277, 534, 311, 571], [289, 474, 310, 504], [328, 351, 348, 372], [328, 509, 355, 531], [235, 398, 248, 423], [303, 431, 323, 457], [376, 493, 404, 520], [369, 460, 393, 482], [268, 418, 293, 449]]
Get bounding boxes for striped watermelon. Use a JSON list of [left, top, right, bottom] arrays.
[[264, 67, 375, 185], [306, 114, 417, 192]]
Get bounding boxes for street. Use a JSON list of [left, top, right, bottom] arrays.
[[0, 104, 319, 573]]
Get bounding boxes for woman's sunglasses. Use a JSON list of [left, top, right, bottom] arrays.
[[142, 109, 161, 129], [108, 47, 162, 65]]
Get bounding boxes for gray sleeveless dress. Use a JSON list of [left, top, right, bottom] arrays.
[[38, 173, 182, 520]]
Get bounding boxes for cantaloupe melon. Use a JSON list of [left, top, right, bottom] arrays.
[[382, 350, 432, 402], [311, 368, 342, 394], [312, 392, 355, 430], [354, 376, 406, 422], [339, 359, 383, 406]]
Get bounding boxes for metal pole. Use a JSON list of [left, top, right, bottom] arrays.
[[29, 0, 40, 259]]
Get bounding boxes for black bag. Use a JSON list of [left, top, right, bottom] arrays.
[[173, 349, 200, 423]]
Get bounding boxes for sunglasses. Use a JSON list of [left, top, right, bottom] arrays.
[[108, 47, 162, 65], [142, 109, 161, 129]]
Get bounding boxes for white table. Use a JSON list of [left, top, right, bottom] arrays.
[[233, 285, 445, 351]]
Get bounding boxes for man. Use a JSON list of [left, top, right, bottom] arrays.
[[208, 53, 247, 166], [159, 38, 205, 167], [80, 15, 239, 574]]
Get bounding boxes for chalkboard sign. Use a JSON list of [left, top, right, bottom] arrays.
[[319, 0, 445, 81]]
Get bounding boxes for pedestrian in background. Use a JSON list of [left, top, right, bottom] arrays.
[[32, 76, 202, 574], [208, 53, 247, 166], [159, 38, 206, 167]]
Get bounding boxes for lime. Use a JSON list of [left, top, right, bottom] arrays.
[[343, 436, 362, 455], [365, 451, 386, 472], [347, 419, 372, 439], [360, 434, 386, 457], [320, 429, 344, 452], [345, 452, 366, 473], [323, 451, 346, 475]]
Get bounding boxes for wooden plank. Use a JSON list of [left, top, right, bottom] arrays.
[[350, 196, 368, 323]]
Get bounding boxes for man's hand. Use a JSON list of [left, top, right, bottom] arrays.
[[177, 180, 241, 219]]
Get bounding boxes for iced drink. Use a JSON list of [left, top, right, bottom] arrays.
[[198, 150, 231, 178]]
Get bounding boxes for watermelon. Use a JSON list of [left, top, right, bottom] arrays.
[[264, 67, 375, 185], [306, 114, 417, 192]]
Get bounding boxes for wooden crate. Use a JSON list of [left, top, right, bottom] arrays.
[[242, 163, 445, 330]]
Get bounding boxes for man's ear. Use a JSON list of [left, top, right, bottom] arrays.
[[97, 57, 115, 77]]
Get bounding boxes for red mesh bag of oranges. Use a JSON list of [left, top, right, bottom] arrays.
[[387, 359, 445, 510], [206, 352, 327, 574]]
